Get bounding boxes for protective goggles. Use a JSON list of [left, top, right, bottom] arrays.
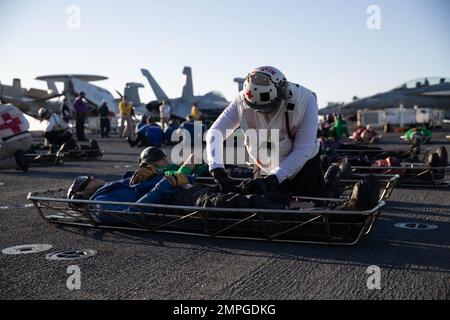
[[245, 72, 273, 86]]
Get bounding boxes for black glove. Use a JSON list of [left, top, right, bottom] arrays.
[[238, 175, 280, 195], [210, 168, 239, 193]]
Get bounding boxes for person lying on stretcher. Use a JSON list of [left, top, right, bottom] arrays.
[[122, 146, 254, 180], [351, 126, 379, 144], [334, 146, 448, 181], [319, 136, 420, 162], [67, 154, 381, 225]]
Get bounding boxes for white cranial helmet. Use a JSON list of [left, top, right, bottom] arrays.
[[38, 107, 51, 119], [243, 66, 288, 114]]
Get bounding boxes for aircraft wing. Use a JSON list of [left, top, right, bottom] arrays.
[[141, 69, 169, 101], [32, 92, 63, 102], [23, 88, 54, 100]]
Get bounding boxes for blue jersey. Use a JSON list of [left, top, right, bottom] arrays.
[[138, 124, 164, 146], [180, 121, 205, 147], [136, 121, 147, 133], [164, 123, 180, 143], [89, 176, 162, 223]]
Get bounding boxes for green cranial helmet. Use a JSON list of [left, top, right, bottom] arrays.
[[139, 147, 167, 166]]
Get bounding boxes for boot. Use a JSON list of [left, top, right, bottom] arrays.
[[127, 137, 137, 147], [338, 175, 380, 211], [90, 139, 100, 150], [14, 150, 30, 172], [324, 165, 341, 198], [339, 158, 352, 179], [436, 146, 448, 167], [424, 150, 443, 180]]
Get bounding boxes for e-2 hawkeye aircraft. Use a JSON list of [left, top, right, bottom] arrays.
[[0, 74, 118, 118]]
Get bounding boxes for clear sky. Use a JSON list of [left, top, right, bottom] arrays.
[[1, 0, 449, 108]]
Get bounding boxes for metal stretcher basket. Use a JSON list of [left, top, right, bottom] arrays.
[[327, 148, 420, 165], [349, 163, 449, 188], [195, 173, 399, 201], [25, 152, 64, 166], [57, 149, 103, 161], [325, 146, 449, 188], [25, 149, 103, 164], [27, 175, 398, 246]]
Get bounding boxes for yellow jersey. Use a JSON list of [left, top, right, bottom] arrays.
[[191, 106, 201, 120], [119, 101, 132, 115]]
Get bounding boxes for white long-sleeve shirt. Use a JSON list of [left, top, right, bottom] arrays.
[[45, 114, 68, 133], [206, 93, 319, 183], [159, 104, 171, 119]]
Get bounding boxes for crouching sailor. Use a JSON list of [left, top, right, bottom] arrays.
[[206, 66, 327, 197]]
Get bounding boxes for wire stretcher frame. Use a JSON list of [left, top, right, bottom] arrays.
[[25, 153, 64, 166], [27, 175, 399, 246], [348, 164, 450, 188], [324, 143, 449, 187], [25, 149, 103, 165]]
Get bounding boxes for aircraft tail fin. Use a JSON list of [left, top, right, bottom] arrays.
[[12, 79, 22, 99], [0, 80, 5, 103], [233, 78, 245, 92], [125, 82, 144, 106], [182, 66, 194, 100], [46, 80, 59, 95], [141, 69, 169, 101]]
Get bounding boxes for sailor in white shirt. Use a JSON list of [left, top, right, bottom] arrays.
[[206, 66, 327, 197], [159, 100, 171, 130], [38, 107, 76, 148]]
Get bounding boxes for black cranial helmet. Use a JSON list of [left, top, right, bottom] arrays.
[[139, 147, 167, 166], [67, 176, 93, 199]]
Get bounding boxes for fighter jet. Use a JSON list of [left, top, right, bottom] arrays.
[[342, 77, 450, 117], [141, 67, 229, 121], [318, 102, 346, 116]]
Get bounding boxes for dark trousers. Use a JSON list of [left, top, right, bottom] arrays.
[[276, 149, 327, 197], [44, 131, 77, 148], [100, 118, 110, 138], [76, 115, 86, 141], [169, 184, 291, 210]]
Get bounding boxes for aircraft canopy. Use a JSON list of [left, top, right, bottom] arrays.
[[394, 77, 450, 90]]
